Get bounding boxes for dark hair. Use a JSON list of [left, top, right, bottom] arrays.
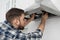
[[6, 8, 24, 23]]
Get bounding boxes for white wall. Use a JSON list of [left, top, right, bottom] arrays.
[[0, 0, 13, 22]]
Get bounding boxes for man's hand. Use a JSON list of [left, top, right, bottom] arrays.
[[24, 13, 35, 26], [42, 13, 48, 21], [38, 13, 48, 32], [30, 13, 35, 20]]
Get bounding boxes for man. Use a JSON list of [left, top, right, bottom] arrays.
[[0, 8, 48, 40]]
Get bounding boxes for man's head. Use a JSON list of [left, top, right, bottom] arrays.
[[6, 8, 27, 30]]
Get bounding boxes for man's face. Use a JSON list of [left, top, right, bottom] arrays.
[[13, 14, 27, 30]]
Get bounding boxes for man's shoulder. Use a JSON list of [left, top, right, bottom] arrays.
[[0, 22, 8, 30]]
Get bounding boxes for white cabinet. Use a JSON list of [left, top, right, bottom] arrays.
[[41, 0, 60, 16]]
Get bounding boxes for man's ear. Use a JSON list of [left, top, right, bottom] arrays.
[[12, 19, 20, 25]]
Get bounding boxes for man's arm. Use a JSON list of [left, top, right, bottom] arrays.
[[38, 13, 48, 32], [21, 13, 48, 39]]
